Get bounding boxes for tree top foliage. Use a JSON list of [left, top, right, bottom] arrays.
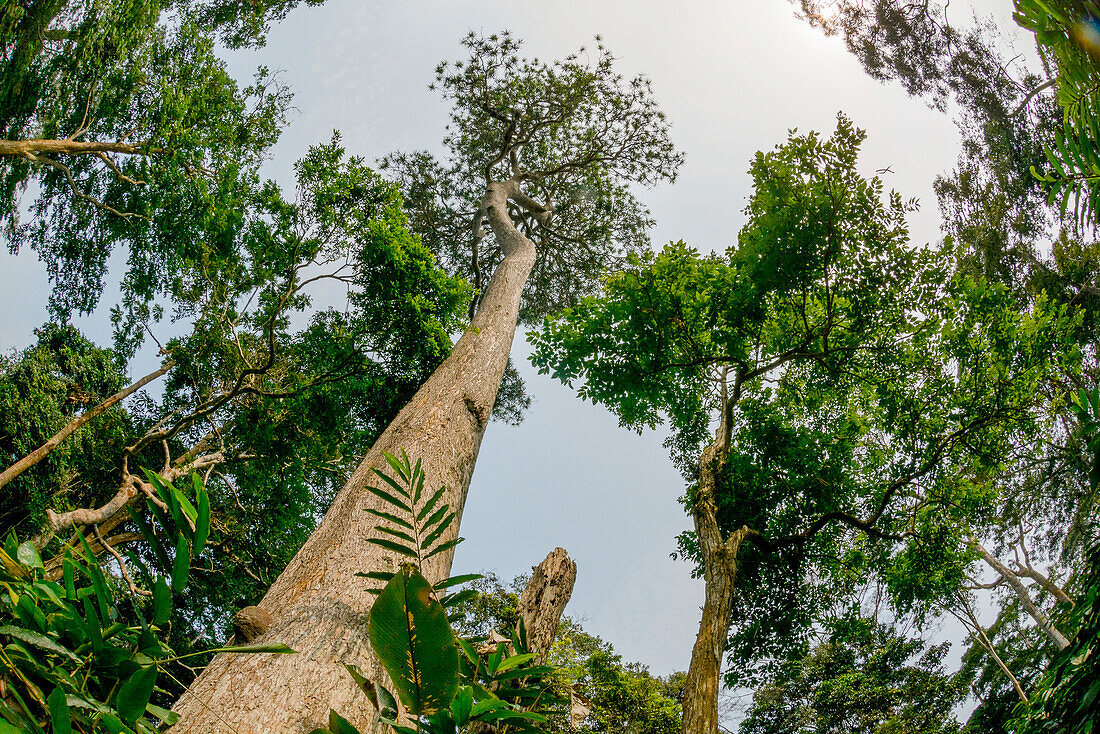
[[383, 31, 683, 323], [0, 0, 307, 345]]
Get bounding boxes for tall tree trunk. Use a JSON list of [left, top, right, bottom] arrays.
[[680, 436, 747, 734], [170, 180, 537, 733]]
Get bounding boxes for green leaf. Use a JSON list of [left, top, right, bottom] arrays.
[[375, 526, 417, 545], [153, 577, 172, 626], [127, 508, 170, 571], [382, 450, 411, 483], [450, 685, 474, 726], [355, 571, 396, 584], [16, 542, 43, 571], [421, 512, 455, 550], [193, 474, 210, 555], [48, 686, 71, 734], [494, 653, 537, 673], [0, 626, 81, 663], [78, 534, 111, 621], [364, 485, 412, 514], [434, 573, 482, 591], [365, 538, 419, 558], [362, 508, 414, 530], [344, 664, 379, 709], [440, 589, 477, 609], [145, 704, 180, 727], [171, 534, 190, 593], [372, 468, 413, 500], [377, 683, 399, 720], [416, 488, 445, 522], [327, 710, 361, 734], [213, 642, 296, 653], [368, 564, 460, 716], [116, 665, 157, 724], [424, 537, 463, 560]]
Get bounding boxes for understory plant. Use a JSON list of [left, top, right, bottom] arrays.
[[310, 451, 568, 734], [0, 471, 293, 733]]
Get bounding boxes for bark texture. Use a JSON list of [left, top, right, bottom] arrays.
[[680, 431, 746, 734], [973, 540, 1071, 650], [517, 547, 577, 665], [169, 181, 537, 733], [0, 139, 160, 157]]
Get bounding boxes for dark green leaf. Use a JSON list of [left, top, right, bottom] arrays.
[[116, 665, 157, 723], [48, 687, 71, 734], [365, 486, 412, 514], [171, 534, 190, 593], [368, 564, 459, 715], [424, 537, 463, 560], [365, 538, 419, 558]]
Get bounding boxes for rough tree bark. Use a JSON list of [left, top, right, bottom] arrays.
[[680, 426, 747, 734], [170, 179, 539, 733], [517, 547, 577, 665]]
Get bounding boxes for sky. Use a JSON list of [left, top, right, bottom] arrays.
[[0, 0, 1033, 692]]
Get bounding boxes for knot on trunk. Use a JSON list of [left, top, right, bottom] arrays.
[[233, 606, 274, 642]]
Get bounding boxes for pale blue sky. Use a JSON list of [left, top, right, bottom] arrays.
[[0, 0, 1026, 686]]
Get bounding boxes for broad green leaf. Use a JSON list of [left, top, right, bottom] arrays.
[[368, 564, 459, 715], [145, 704, 179, 727], [171, 535, 190, 593], [377, 683, 399, 720], [343, 664, 378, 708], [327, 710, 360, 734], [0, 626, 81, 663], [494, 653, 537, 673], [450, 686, 473, 726], [48, 687, 71, 734], [16, 542, 43, 571], [193, 474, 210, 555], [153, 577, 172, 626], [116, 665, 157, 724]]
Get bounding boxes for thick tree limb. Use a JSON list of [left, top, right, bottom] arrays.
[[0, 139, 165, 157], [973, 539, 1071, 650], [0, 362, 173, 491]]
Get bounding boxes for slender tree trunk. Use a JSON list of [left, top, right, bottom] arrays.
[[170, 181, 537, 733], [681, 436, 746, 734], [973, 540, 1071, 650]]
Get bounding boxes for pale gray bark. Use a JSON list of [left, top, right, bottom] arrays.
[[973, 539, 1071, 650], [170, 179, 539, 733], [517, 547, 577, 665]]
